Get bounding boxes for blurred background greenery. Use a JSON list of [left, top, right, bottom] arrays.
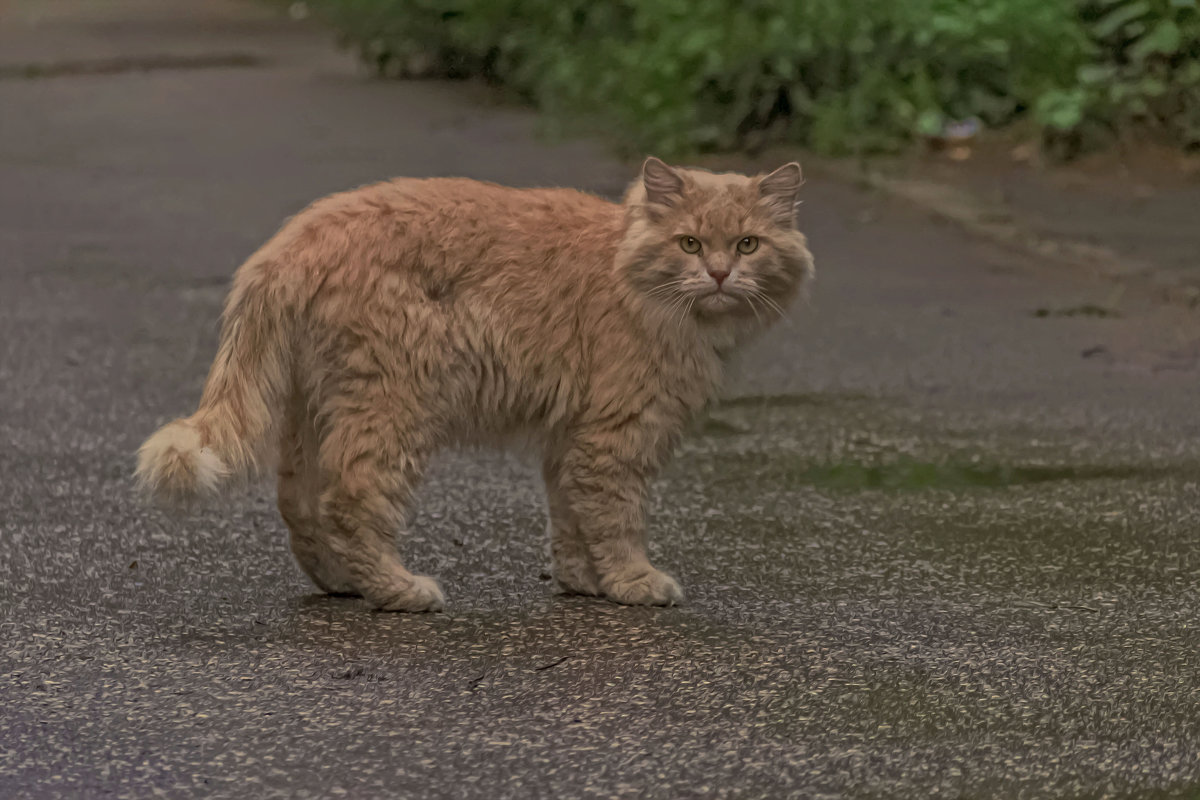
[[306, 0, 1200, 158]]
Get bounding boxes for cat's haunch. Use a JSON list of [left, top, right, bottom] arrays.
[[136, 158, 814, 611]]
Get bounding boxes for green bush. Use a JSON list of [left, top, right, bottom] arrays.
[[310, 0, 1198, 156], [1038, 0, 1200, 150]]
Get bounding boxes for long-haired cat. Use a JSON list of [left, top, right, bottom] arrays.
[[136, 157, 814, 611]]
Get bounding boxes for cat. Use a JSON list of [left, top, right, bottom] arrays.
[[136, 157, 814, 611]]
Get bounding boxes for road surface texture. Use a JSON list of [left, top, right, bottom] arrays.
[[2, 2, 1198, 798]]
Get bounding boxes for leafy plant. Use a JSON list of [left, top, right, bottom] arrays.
[[1056, 0, 1200, 148], [308, 0, 1198, 156]]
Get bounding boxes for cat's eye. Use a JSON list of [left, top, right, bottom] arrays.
[[736, 236, 759, 255], [679, 236, 702, 254]]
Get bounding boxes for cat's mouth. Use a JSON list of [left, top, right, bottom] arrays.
[[695, 290, 741, 313]]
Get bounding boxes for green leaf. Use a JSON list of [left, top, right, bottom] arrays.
[[1138, 76, 1167, 97], [1034, 88, 1087, 131], [1078, 64, 1117, 85], [1126, 96, 1150, 115], [915, 109, 944, 136], [1092, 2, 1151, 39], [1128, 20, 1182, 61], [1110, 81, 1138, 103], [679, 28, 715, 58]]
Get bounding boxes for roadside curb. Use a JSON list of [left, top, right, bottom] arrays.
[[812, 159, 1200, 311]]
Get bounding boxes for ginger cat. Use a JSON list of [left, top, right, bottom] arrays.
[[136, 157, 814, 611]]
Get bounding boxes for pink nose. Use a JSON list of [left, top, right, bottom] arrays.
[[708, 268, 730, 287]]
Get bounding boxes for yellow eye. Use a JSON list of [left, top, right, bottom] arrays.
[[736, 236, 759, 255], [679, 236, 702, 254]]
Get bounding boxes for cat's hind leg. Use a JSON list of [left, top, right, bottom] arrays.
[[278, 405, 357, 595], [316, 411, 445, 612]]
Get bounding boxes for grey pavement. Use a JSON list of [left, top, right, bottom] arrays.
[[1, 2, 1199, 798], [871, 143, 1200, 298]]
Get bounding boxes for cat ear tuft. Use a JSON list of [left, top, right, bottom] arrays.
[[758, 162, 804, 226], [642, 156, 685, 207]]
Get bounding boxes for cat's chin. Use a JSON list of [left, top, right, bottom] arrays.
[[694, 292, 742, 315]]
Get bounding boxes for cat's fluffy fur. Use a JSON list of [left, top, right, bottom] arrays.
[[137, 157, 813, 611]]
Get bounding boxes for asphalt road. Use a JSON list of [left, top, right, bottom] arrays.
[[2, 3, 1199, 798]]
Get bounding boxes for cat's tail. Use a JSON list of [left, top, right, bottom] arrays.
[[136, 262, 293, 506]]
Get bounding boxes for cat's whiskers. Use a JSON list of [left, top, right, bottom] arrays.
[[744, 282, 787, 319], [654, 283, 694, 332], [761, 294, 789, 320], [647, 289, 685, 306], [742, 292, 765, 329], [646, 278, 690, 302], [682, 296, 698, 330], [748, 288, 792, 328], [665, 291, 693, 330]]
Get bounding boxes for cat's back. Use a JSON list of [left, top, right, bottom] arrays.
[[268, 177, 625, 297], [382, 176, 613, 218], [314, 176, 619, 250]]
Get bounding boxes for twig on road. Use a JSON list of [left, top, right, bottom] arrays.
[[534, 656, 571, 672]]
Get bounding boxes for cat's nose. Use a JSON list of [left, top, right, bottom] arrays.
[[707, 268, 731, 287]]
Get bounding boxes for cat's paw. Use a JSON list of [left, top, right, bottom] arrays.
[[601, 568, 683, 606], [369, 575, 446, 613], [312, 574, 359, 596], [553, 559, 602, 597]]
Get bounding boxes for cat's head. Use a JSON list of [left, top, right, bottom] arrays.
[[618, 157, 813, 325]]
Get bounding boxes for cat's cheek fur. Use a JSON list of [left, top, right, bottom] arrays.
[[135, 160, 812, 612]]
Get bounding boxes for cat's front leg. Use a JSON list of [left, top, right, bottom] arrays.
[[542, 459, 602, 596], [556, 446, 682, 607]]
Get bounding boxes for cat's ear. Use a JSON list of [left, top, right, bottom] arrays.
[[758, 162, 804, 227], [642, 156, 685, 208]]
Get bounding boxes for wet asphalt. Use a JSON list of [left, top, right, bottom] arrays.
[[1, 3, 1199, 798]]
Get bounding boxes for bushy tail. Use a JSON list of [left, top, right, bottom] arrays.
[[136, 264, 292, 506]]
